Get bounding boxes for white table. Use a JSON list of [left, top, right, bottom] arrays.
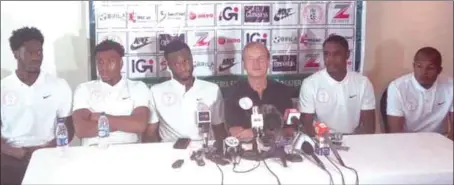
[[22, 133, 453, 184]]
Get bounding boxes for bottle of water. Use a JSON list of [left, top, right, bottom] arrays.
[[55, 118, 69, 155], [97, 112, 110, 149]]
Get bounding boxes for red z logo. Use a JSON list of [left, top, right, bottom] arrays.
[[333, 4, 350, 19], [194, 33, 210, 47]]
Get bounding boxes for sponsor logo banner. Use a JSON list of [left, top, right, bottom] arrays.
[[128, 56, 157, 79], [216, 53, 242, 75], [300, 2, 327, 25], [271, 54, 298, 74], [217, 4, 241, 25], [272, 4, 298, 25]]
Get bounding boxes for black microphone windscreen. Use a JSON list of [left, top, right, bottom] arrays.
[[302, 141, 314, 155], [260, 104, 284, 131]]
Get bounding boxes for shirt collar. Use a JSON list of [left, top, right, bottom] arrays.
[[14, 70, 45, 87], [322, 69, 349, 85], [411, 73, 438, 93], [170, 77, 199, 93], [98, 76, 126, 90]]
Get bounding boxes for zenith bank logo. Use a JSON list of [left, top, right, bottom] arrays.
[[189, 12, 214, 20], [304, 53, 320, 68], [131, 58, 154, 73], [246, 32, 267, 45], [333, 3, 350, 19], [194, 32, 210, 47], [219, 6, 239, 21]]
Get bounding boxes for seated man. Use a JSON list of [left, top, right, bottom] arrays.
[[387, 47, 453, 138], [72, 40, 150, 146], [225, 42, 296, 141], [143, 40, 227, 142], [1, 27, 73, 184], [299, 35, 376, 135]]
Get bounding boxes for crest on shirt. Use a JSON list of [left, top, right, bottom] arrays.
[[2, 91, 17, 106], [162, 92, 177, 106], [90, 90, 104, 102], [317, 89, 329, 103], [405, 98, 417, 111]]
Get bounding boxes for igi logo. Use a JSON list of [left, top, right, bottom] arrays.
[[245, 32, 268, 45], [244, 5, 270, 23], [131, 58, 154, 73], [219, 6, 239, 21]]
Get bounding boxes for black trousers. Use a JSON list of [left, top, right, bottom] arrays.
[[1, 154, 29, 185]]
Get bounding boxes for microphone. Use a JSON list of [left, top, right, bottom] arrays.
[[196, 101, 211, 148], [302, 141, 326, 170], [314, 122, 330, 156], [223, 136, 240, 164], [317, 123, 346, 167], [261, 105, 284, 147], [251, 106, 264, 137], [284, 108, 300, 126]]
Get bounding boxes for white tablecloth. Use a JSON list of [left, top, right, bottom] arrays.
[[22, 133, 453, 184]]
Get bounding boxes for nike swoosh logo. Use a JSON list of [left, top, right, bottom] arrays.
[[349, 95, 357, 98], [437, 102, 445, 105], [218, 62, 236, 72], [274, 12, 295, 21], [130, 41, 153, 50], [43, 95, 51, 99]]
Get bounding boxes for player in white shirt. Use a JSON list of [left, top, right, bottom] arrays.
[[1, 27, 73, 185], [143, 40, 227, 143], [72, 40, 150, 146], [387, 47, 453, 139], [299, 35, 376, 135]]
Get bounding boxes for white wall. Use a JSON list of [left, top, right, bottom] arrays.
[[364, 1, 453, 132], [1, 1, 91, 90], [1, 1, 453, 137], [1, 1, 91, 145]]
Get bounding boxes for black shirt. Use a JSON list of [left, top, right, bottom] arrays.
[[225, 79, 295, 129]]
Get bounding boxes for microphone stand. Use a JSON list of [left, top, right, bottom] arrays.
[[191, 125, 229, 166]]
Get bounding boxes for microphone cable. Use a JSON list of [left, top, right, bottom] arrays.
[[215, 163, 224, 185], [232, 157, 261, 173], [343, 165, 359, 185], [323, 167, 335, 185], [325, 155, 345, 185], [262, 159, 281, 185]]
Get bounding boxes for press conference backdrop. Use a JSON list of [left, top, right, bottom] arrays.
[[89, 1, 364, 94]]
